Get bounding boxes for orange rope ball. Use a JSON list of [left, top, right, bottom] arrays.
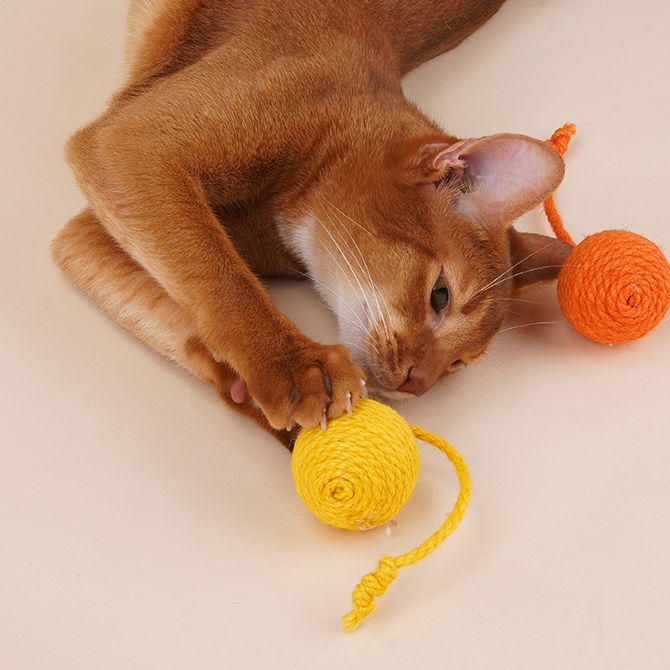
[[557, 230, 670, 344], [545, 124, 670, 344]]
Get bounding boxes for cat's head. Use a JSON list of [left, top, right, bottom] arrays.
[[302, 133, 572, 398]]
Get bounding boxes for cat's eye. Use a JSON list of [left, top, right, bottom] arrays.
[[430, 276, 449, 312]]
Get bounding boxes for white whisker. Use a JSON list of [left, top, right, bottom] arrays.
[[324, 199, 393, 341], [317, 202, 391, 342], [487, 297, 562, 312], [317, 193, 372, 236], [326, 223, 390, 339], [479, 264, 567, 295], [498, 321, 557, 334], [475, 241, 565, 296], [506, 309, 540, 322], [483, 351, 507, 370], [294, 255, 372, 341]]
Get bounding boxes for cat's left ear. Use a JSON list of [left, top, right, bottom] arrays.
[[415, 133, 565, 229], [507, 228, 573, 292]]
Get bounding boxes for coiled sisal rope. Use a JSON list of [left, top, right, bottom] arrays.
[[545, 124, 670, 344], [292, 398, 471, 631]]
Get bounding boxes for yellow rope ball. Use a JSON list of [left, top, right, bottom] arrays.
[[292, 398, 420, 531], [291, 398, 472, 631]]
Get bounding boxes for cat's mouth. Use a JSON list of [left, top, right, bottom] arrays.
[[361, 366, 427, 399], [354, 362, 406, 399], [341, 319, 468, 398], [361, 358, 468, 399]]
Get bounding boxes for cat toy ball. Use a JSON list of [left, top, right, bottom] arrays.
[[545, 124, 670, 344], [291, 398, 471, 631]]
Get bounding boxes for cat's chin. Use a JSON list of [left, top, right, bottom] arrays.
[[366, 384, 415, 401], [355, 361, 416, 400]]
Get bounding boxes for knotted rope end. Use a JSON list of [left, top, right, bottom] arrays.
[[341, 556, 399, 632]]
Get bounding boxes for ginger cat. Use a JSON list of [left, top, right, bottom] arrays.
[[51, 0, 571, 448]]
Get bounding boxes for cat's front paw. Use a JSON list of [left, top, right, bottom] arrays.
[[246, 340, 366, 431]]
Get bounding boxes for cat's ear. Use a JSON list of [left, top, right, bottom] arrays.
[[413, 134, 565, 229], [507, 228, 573, 292]]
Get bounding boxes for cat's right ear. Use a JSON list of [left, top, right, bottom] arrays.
[[409, 134, 565, 230]]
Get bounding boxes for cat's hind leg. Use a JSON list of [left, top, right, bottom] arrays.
[[50, 208, 295, 448]]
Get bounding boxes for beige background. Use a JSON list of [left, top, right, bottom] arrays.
[[2, 0, 669, 667]]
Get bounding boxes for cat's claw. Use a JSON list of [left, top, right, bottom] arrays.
[[360, 378, 368, 399], [247, 341, 363, 431]]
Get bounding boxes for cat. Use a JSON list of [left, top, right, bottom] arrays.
[[51, 0, 572, 448]]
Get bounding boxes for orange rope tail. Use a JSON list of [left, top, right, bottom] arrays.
[[544, 123, 577, 247]]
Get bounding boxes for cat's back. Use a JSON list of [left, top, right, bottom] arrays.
[[121, 0, 506, 87], [123, 0, 241, 85]]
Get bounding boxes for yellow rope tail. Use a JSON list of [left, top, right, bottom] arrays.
[[340, 426, 472, 631]]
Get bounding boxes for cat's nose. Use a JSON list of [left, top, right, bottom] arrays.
[[398, 367, 426, 396]]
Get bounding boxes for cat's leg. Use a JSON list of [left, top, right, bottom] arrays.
[[62, 96, 364, 434], [51, 208, 296, 448]]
